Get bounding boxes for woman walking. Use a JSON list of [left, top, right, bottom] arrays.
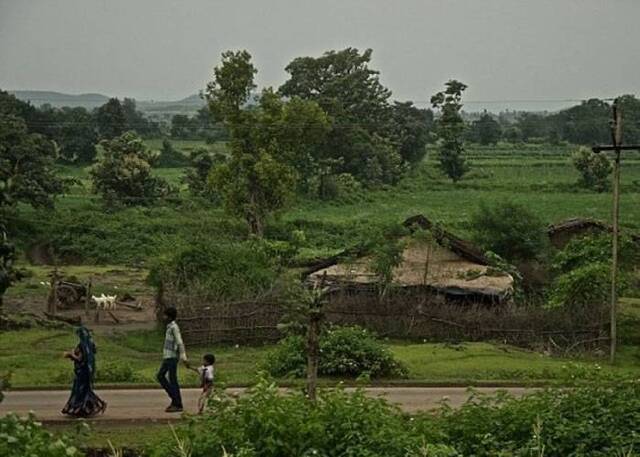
[[61, 326, 107, 418]]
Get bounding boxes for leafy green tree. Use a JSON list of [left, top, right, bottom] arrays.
[[90, 131, 171, 206], [514, 112, 549, 141], [94, 97, 127, 139], [390, 101, 433, 165], [280, 48, 410, 187], [572, 146, 612, 192], [431, 80, 469, 182], [206, 50, 324, 235], [46, 106, 97, 163], [470, 111, 501, 145], [122, 97, 158, 137]]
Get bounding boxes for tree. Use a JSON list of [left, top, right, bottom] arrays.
[[0, 114, 66, 210], [279, 48, 409, 187], [0, 231, 22, 314], [431, 80, 469, 182], [94, 98, 127, 140], [46, 106, 97, 163], [572, 146, 612, 192], [90, 131, 171, 206], [206, 50, 323, 235], [156, 138, 189, 168], [122, 98, 158, 137], [470, 111, 501, 145], [390, 101, 433, 165]]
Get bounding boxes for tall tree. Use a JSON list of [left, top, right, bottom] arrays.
[[95, 98, 127, 140], [390, 101, 433, 165], [206, 51, 326, 235], [431, 80, 469, 182], [279, 48, 406, 187]]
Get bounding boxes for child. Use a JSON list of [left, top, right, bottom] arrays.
[[186, 353, 215, 413]]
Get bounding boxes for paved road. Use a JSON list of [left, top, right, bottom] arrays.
[[0, 387, 531, 423]]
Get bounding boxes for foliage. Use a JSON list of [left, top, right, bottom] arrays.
[[431, 80, 469, 182], [265, 326, 407, 378], [0, 372, 9, 404], [572, 146, 612, 192], [36, 105, 98, 163], [369, 233, 407, 296], [0, 233, 23, 312], [156, 138, 190, 168], [206, 51, 310, 235], [90, 131, 172, 206], [280, 48, 426, 187], [547, 262, 614, 309], [470, 201, 549, 263], [183, 147, 226, 201], [95, 97, 127, 140], [0, 413, 83, 457], [150, 379, 640, 457], [552, 233, 640, 274], [151, 378, 418, 457], [148, 240, 280, 301], [96, 360, 138, 383], [0, 112, 67, 211], [469, 112, 501, 145]]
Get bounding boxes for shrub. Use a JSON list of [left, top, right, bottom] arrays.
[[150, 379, 419, 457], [265, 326, 407, 378], [183, 147, 226, 201], [469, 201, 549, 263], [90, 131, 172, 206], [0, 413, 83, 457], [572, 146, 612, 192], [148, 240, 280, 301], [96, 361, 138, 383], [547, 262, 616, 309], [552, 233, 640, 274], [156, 138, 189, 168]]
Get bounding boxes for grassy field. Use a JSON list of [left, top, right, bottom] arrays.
[[1, 327, 639, 387]]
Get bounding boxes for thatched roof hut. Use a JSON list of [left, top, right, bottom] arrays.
[[547, 218, 610, 249], [306, 215, 514, 303]]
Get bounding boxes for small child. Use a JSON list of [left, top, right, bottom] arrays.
[[186, 353, 215, 413]]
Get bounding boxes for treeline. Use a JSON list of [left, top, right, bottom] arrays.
[[468, 96, 640, 145]]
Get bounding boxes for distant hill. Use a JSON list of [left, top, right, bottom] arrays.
[[10, 90, 111, 109], [10, 90, 206, 114]]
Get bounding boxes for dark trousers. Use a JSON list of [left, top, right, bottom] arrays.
[[157, 358, 183, 407]]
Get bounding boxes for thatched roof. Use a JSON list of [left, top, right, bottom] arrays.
[[547, 218, 610, 249], [307, 215, 513, 300]]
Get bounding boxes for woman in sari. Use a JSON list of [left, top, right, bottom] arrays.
[[61, 326, 107, 417]]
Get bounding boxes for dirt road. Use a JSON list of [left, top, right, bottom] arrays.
[[0, 387, 531, 423]]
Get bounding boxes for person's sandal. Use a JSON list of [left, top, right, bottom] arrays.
[[165, 405, 183, 413]]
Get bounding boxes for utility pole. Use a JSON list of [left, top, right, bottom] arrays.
[[592, 98, 640, 363]]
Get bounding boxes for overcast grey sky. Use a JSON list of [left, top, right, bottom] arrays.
[[1, 0, 639, 110]]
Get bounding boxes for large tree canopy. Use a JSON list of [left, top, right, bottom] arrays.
[[279, 48, 429, 186]]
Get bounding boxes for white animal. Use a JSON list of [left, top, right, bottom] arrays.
[[92, 294, 117, 310]]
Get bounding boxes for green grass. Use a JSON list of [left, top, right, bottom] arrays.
[[2, 328, 640, 387], [47, 422, 172, 452]]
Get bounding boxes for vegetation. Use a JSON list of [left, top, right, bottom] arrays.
[[0, 414, 83, 457], [265, 326, 407, 379], [431, 80, 469, 182], [572, 146, 613, 192], [145, 378, 640, 457], [90, 131, 172, 206], [469, 201, 549, 263]]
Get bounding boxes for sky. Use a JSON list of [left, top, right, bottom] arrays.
[[1, 0, 639, 111]]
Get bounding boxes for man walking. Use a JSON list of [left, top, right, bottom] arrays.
[[157, 306, 187, 412]]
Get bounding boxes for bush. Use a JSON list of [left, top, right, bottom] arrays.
[[572, 146, 612, 192], [150, 379, 640, 457], [0, 413, 83, 457], [156, 138, 189, 168], [469, 201, 549, 263], [96, 361, 138, 383], [265, 326, 407, 379], [148, 240, 280, 301], [552, 233, 640, 274], [547, 262, 615, 309], [150, 379, 420, 457]]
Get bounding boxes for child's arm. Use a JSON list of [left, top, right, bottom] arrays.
[[184, 361, 199, 374]]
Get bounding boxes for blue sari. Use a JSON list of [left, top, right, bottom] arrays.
[[62, 326, 107, 417]]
